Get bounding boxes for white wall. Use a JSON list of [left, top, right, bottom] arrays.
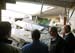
[[69, 9, 75, 30]]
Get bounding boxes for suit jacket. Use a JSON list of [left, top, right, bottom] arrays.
[[50, 35, 65, 53], [64, 32, 75, 53]]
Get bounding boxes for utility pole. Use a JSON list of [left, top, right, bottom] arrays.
[[63, 2, 67, 37]]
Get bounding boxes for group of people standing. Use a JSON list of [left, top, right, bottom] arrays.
[[22, 25, 75, 53], [0, 22, 75, 53], [48, 25, 75, 53]]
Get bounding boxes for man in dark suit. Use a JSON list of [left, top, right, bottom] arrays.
[[49, 26, 65, 53], [64, 25, 75, 53]]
